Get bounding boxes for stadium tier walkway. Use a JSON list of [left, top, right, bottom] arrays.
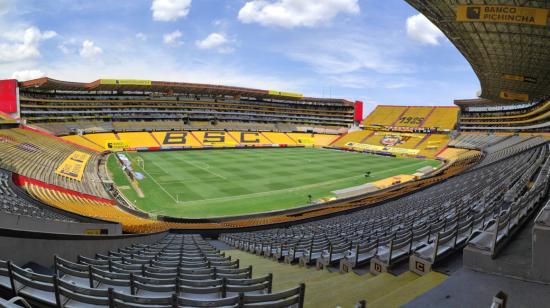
[[221, 247, 447, 307], [404, 268, 550, 308]]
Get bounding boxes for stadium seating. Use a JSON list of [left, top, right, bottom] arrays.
[[84, 133, 119, 150], [220, 138, 549, 278], [436, 148, 479, 163], [0, 169, 73, 222], [36, 120, 299, 136], [421, 107, 459, 131], [393, 106, 434, 128], [363, 106, 408, 127], [20, 81, 354, 131], [60, 135, 106, 152], [262, 132, 297, 145], [330, 130, 450, 158], [459, 100, 550, 131], [416, 134, 450, 157], [0, 125, 469, 234], [225, 248, 447, 307], [310, 133, 340, 146], [63, 131, 339, 150], [151, 131, 203, 148], [286, 133, 338, 147], [330, 130, 373, 147], [450, 134, 547, 169], [466, 151, 548, 256], [117, 132, 160, 148], [331, 106, 459, 158], [448, 133, 507, 150], [0, 128, 109, 199], [227, 131, 272, 145], [459, 100, 550, 133], [113, 121, 187, 132], [363, 106, 458, 130], [22, 182, 168, 233], [0, 234, 305, 307]]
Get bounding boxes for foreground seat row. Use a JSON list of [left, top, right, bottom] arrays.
[[0, 234, 305, 308], [221, 140, 550, 277]]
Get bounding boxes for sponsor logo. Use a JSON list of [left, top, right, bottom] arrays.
[[499, 90, 529, 102], [457, 5, 549, 26], [105, 140, 129, 152], [100, 79, 152, 86], [466, 7, 481, 19], [502, 74, 537, 84]]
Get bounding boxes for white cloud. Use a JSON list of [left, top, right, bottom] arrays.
[[58, 38, 79, 55], [238, 0, 360, 28], [196, 33, 231, 52], [406, 13, 444, 45], [285, 32, 413, 75], [151, 0, 191, 21], [136, 33, 148, 41], [79, 40, 102, 59], [0, 27, 57, 62], [40, 57, 303, 93], [11, 69, 45, 81], [163, 30, 182, 45]]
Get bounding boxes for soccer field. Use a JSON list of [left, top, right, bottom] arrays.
[[108, 148, 440, 218]]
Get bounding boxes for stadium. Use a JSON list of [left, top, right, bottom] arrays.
[[0, 0, 549, 307]]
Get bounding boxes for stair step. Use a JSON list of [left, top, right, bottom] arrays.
[[224, 251, 446, 308]]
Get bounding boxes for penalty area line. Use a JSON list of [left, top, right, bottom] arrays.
[[138, 164, 179, 204], [176, 158, 227, 180]]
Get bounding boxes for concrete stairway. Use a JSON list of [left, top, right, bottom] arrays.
[[224, 250, 447, 308]]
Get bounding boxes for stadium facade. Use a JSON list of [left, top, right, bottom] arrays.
[[4, 77, 361, 134]]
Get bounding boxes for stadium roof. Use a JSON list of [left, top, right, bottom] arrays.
[[453, 98, 498, 107], [18, 77, 353, 106], [406, 1, 550, 105]]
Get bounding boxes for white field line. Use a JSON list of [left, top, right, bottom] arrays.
[[174, 160, 430, 206], [138, 162, 179, 203], [172, 157, 228, 180], [148, 159, 221, 183]]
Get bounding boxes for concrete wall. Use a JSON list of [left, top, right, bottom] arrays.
[[532, 224, 550, 282], [0, 213, 122, 235], [0, 229, 167, 267]]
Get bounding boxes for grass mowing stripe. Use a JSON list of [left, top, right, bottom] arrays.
[[113, 148, 440, 218], [168, 154, 228, 180], [138, 161, 179, 204], [172, 159, 430, 207]]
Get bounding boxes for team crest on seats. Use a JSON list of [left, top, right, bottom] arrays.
[[380, 135, 402, 147]]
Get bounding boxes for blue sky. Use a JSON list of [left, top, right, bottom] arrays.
[[0, 0, 480, 114]]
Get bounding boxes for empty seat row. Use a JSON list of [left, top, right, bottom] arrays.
[[0, 168, 74, 222], [221, 140, 549, 277], [0, 234, 305, 308]]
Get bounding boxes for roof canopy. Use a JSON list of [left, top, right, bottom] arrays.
[[18, 77, 353, 106], [406, 1, 550, 105]]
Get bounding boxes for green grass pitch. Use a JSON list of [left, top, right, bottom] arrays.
[[108, 148, 440, 218]]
